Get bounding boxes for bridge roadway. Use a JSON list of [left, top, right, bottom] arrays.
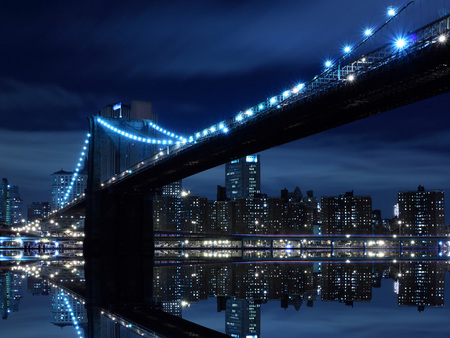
[[96, 31, 450, 194]]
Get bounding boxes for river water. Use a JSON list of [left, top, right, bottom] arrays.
[[1, 246, 450, 337]]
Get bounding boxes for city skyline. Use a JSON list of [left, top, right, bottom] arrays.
[[1, 0, 450, 218]]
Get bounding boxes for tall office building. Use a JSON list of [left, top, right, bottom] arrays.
[[225, 155, 260, 200], [0, 178, 11, 226], [51, 168, 87, 210], [9, 186, 23, 225], [51, 289, 87, 330], [397, 186, 445, 236], [225, 297, 260, 338], [321, 191, 372, 235]]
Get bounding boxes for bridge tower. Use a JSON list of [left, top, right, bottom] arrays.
[[84, 101, 158, 313]]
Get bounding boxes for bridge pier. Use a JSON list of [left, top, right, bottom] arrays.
[[84, 188, 155, 309]]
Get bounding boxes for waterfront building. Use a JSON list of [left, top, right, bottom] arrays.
[[234, 197, 268, 234], [50, 289, 87, 329], [0, 271, 23, 319], [225, 155, 260, 200], [51, 169, 87, 210], [0, 178, 11, 226], [321, 263, 372, 306], [27, 202, 50, 221], [396, 262, 445, 311], [27, 277, 50, 296], [181, 194, 209, 233], [209, 200, 234, 234], [9, 185, 23, 225], [162, 180, 182, 196], [153, 195, 183, 232], [225, 297, 261, 338], [321, 191, 372, 235], [397, 186, 445, 236]]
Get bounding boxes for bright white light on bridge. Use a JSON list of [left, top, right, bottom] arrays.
[[343, 45, 351, 53], [270, 97, 277, 105], [438, 34, 447, 43], [245, 109, 253, 116], [364, 28, 373, 36], [223, 127, 229, 133], [395, 37, 407, 49], [324, 60, 332, 68], [282, 90, 290, 98], [387, 7, 396, 16], [291, 83, 305, 95], [347, 74, 355, 82]]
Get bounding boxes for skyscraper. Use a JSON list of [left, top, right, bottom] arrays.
[[397, 186, 445, 236], [9, 186, 23, 225], [225, 155, 260, 201], [225, 297, 261, 338], [321, 191, 372, 235], [0, 178, 11, 226]]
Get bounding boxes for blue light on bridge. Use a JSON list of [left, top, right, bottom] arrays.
[[387, 7, 396, 17], [324, 60, 332, 68], [364, 28, 373, 36], [343, 45, 352, 53], [292, 83, 304, 94]]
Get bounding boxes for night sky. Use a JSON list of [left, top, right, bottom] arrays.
[[2, 0, 450, 218]]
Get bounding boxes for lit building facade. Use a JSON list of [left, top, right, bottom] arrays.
[[9, 185, 23, 225], [321, 191, 372, 235], [162, 180, 182, 196], [0, 178, 11, 226], [51, 169, 87, 210], [321, 263, 372, 306], [225, 155, 260, 200], [225, 297, 260, 338], [51, 289, 87, 330], [396, 262, 445, 311], [27, 202, 50, 221], [397, 186, 445, 236], [0, 271, 23, 319]]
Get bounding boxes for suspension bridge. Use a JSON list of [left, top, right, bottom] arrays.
[[29, 4, 450, 334], [47, 5, 450, 224]]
